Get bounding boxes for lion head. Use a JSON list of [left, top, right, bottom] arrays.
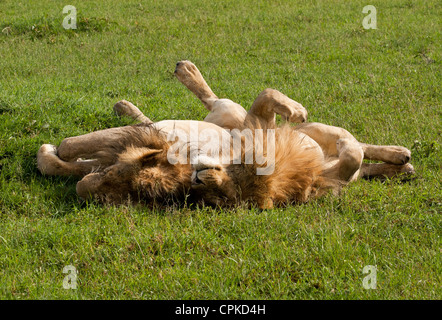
[[76, 128, 192, 205]]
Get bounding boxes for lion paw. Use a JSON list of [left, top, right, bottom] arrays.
[[400, 163, 415, 175], [113, 100, 152, 124], [38, 144, 57, 156], [174, 60, 201, 82], [258, 88, 308, 123], [174, 60, 211, 91], [174, 60, 218, 109], [383, 146, 412, 165], [114, 100, 136, 117], [37, 144, 60, 175], [280, 100, 308, 123]]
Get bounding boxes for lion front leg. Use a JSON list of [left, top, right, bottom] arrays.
[[113, 100, 153, 124], [37, 144, 102, 177], [174, 60, 306, 129], [56, 127, 134, 163], [248, 88, 308, 127], [38, 126, 144, 177]]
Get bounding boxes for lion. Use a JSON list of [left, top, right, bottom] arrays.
[[37, 61, 415, 209]]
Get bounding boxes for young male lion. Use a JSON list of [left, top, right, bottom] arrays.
[[37, 61, 414, 209]]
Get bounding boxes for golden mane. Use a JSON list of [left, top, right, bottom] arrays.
[[228, 119, 341, 208]]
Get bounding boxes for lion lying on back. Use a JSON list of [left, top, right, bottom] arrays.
[[37, 61, 414, 209]]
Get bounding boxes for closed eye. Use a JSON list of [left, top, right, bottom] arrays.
[[197, 166, 221, 173]]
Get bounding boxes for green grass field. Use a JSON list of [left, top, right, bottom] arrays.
[[0, 0, 440, 299]]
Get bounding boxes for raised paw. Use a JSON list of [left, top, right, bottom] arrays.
[[251, 88, 308, 124], [174, 60, 201, 83], [279, 97, 308, 123], [174, 60, 218, 109], [113, 100, 152, 124]]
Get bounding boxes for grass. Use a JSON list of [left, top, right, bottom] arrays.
[[0, 0, 440, 299]]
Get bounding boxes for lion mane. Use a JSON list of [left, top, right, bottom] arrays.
[[191, 119, 341, 209]]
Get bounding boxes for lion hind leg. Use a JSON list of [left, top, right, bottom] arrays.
[[359, 162, 415, 179], [336, 138, 364, 182], [322, 138, 364, 182], [37, 144, 101, 177], [56, 126, 138, 163], [295, 123, 358, 157], [360, 143, 411, 165], [113, 100, 152, 124], [203, 99, 247, 129]]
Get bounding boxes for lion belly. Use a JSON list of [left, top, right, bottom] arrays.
[[153, 120, 232, 163], [295, 131, 325, 162]]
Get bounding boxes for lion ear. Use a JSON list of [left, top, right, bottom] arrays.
[[138, 149, 162, 165]]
